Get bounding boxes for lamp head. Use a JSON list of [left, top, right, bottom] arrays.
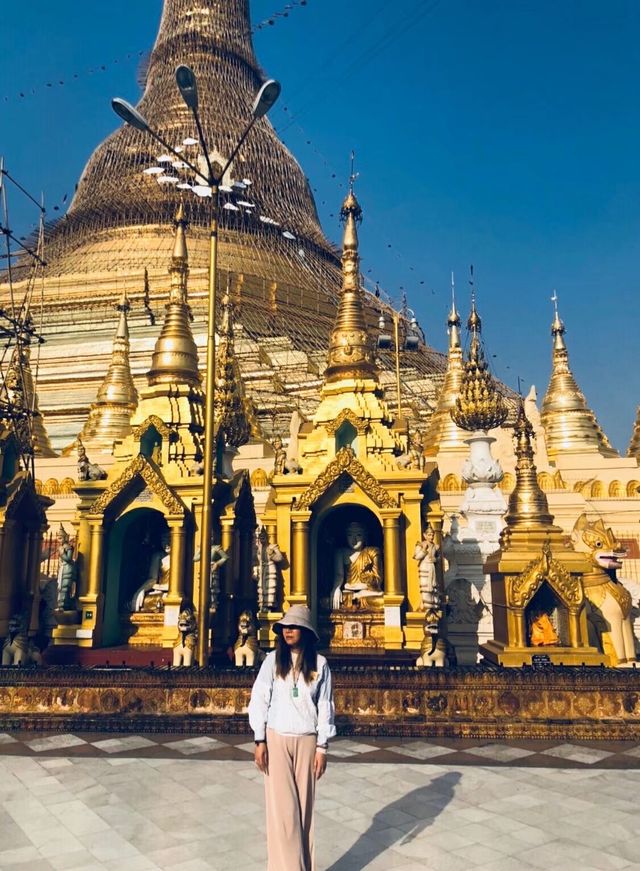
[[252, 79, 281, 119], [112, 98, 150, 133], [176, 65, 199, 111]]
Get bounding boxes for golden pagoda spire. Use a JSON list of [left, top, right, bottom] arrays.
[[324, 184, 378, 384], [504, 401, 555, 529], [80, 289, 138, 450], [541, 291, 616, 459], [214, 292, 253, 448], [147, 205, 201, 388], [451, 283, 508, 433], [2, 319, 57, 458], [425, 273, 467, 452]]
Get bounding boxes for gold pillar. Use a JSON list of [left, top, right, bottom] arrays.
[[568, 609, 580, 648], [76, 518, 105, 647], [163, 520, 186, 647], [168, 522, 185, 601], [381, 511, 402, 597], [87, 521, 104, 598], [512, 609, 526, 648], [290, 511, 311, 604], [219, 517, 235, 644]]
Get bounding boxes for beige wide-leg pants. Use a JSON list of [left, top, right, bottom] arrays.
[[265, 728, 317, 871]]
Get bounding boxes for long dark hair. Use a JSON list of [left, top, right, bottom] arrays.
[[275, 627, 318, 683]]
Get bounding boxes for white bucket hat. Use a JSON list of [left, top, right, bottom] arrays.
[[273, 604, 319, 641]]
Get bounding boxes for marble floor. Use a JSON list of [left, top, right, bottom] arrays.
[[1, 733, 639, 870]]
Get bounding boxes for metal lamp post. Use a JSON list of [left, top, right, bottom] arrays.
[[113, 69, 280, 665], [377, 307, 422, 422]]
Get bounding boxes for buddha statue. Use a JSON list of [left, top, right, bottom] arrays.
[[331, 521, 383, 608], [130, 533, 171, 612], [529, 610, 559, 646]]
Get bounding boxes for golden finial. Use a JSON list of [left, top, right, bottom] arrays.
[[147, 204, 201, 388], [172, 200, 188, 265], [214, 292, 253, 448], [550, 289, 566, 351], [541, 292, 616, 459], [467, 265, 482, 335], [324, 171, 377, 384], [424, 277, 466, 452], [448, 271, 461, 351], [504, 400, 554, 529], [80, 289, 138, 450], [450, 292, 507, 433]]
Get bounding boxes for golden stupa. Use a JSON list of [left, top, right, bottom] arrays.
[[541, 294, 616, 460], [2, 0, 448, 451]]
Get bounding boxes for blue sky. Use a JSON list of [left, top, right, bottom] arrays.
[[1, 0, 639, 450]]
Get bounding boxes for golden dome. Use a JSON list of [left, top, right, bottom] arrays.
[[541, 295, 616, 459], [80, 290, 138, 450], [147, 206, 201, 388], [504, 401, 555, 529], [424, 292, 466, 452]]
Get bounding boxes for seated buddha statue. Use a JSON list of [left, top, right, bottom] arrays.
[[130, 534, 171, 612], [331, 522, 383, 609], [529, 610, 559, 646]]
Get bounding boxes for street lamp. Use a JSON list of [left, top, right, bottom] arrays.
[[113, 68, 280, 666], [377, 307, 422, 422]]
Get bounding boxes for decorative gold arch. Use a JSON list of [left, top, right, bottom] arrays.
[[507, 542, 583, 609], [132, 415, 172, 441], [89, 454, 186, 517], [324, 408, 370, 436], [297, 447, 396, 510]]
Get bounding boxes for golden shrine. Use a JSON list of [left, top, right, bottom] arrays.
[[1, 0, 640, 704]]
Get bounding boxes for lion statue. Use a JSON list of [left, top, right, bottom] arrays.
[[572, 514, 636, 666], [173, 608, 197, 667], [2, 614, 40, 666], [234, 610, 263, 667], [416, 635, 447, 668]]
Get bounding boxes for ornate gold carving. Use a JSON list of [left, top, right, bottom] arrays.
[[89, 454, 186, 516], [297, 447, 396, 510], [324, 408, 369, 436], [451, 299, 508, 432], [508, 542, 583, 608], [132, 415, 172, 441]]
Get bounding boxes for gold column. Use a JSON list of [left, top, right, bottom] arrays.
[[512, 609, 526, 648], [168, 522, 185, 601], [76, 518, 105, 647], [219, 517, 235, 644], [87, 521, 104, 598], [568, 609, 580, 648], [290, 511, 311, 604], [381, 511, 402, 597]]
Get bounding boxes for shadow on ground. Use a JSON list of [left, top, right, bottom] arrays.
[[324, 770, 461, 871]]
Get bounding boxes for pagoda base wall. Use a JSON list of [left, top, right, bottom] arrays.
[[2, 665, 640, 739]]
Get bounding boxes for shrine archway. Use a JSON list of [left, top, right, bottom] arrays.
[[102, 508, 168, 646]]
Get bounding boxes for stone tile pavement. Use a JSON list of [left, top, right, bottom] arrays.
[[1, 735, 640, 869]]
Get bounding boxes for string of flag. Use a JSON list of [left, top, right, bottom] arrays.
[[2, 1, 311, 104]]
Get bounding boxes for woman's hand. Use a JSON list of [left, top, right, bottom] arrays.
[[314, 750, 327, 780], [255, 743, 269, 775]]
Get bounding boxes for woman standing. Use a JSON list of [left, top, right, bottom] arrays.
[[249, 604, 336, 871]]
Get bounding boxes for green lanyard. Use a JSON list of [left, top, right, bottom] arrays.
[[291, 659, 301, 699]]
